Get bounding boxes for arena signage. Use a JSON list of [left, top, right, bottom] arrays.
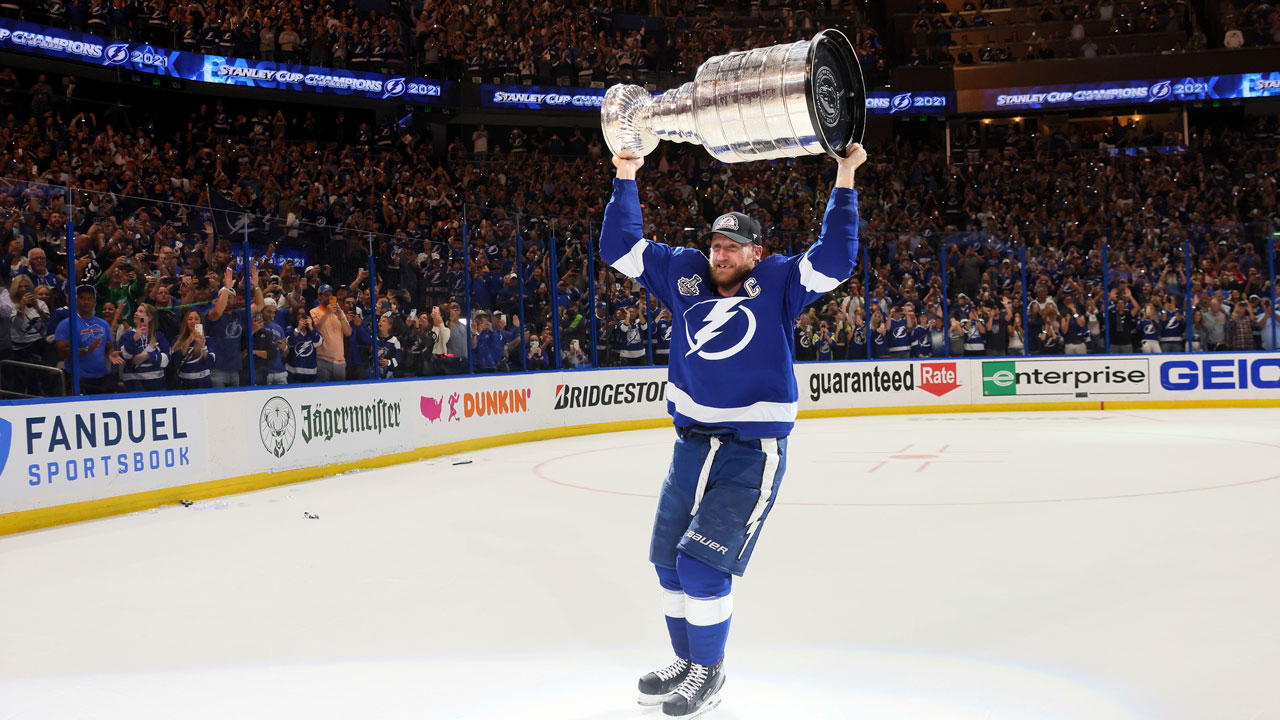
[[1159, 357, 1280, 391], [981, 358, 1150, 397], [806, 361, 963, 402], [0, 18, 451, 105], [0, 395, 207, 509], [552, 380, 667, 409], [257, 394, 403, 459], [977, 72, 1280, 111], [481, 84, 611, 111], [865, 91, 954, 115], [483, 84, 955, 114]]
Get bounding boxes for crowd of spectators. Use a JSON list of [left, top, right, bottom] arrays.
[[8, 0, 884, 87], [0, 65, 1275, 397], [902, 0, 1201, 66], [1221, 0, 1280, 47]]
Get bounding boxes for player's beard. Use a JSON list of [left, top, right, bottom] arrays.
[[711, 260, 754, 292]]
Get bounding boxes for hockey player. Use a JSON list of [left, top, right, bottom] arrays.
[[602, 143, 866, 718]]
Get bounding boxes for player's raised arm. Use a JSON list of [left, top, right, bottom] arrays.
[[783, 143, 867, 316], [601, 152, 678, 305]]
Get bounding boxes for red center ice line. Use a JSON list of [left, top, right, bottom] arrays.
[[828, 445, 1009, 472]]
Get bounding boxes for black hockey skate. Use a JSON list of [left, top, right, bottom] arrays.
[[661, 660, 724, 718], [638, 657, 692, 706]]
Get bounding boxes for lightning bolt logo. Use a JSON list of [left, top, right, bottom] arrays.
[[684, 298, 757, 360]]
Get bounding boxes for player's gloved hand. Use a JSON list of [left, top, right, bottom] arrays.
[[835, 143, 866, 188], [612, 152, 644, 180]]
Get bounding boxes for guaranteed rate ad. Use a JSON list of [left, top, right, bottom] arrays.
[[0, 17, 451, 105]]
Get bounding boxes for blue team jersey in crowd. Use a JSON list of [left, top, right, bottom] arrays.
[[888, 317, 910, 352], [265, 321, 287, 374], [911, 325, 931, 357], [849, 326, 867, 359], [175, 343, 216, 382], [600, 178, 859, 440], [207, 311, 246, 372], [1160, 311, 1184, 342], [119, 328, 171, 389], [286, 327, 322, 376], [654, 318, 672, 356], [1140, 318, 1160, 342]]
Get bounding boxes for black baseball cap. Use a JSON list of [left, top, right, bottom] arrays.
[[700, 212, 762, 245]]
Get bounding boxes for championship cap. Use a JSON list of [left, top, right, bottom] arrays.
[[701, 212, 762, 245]]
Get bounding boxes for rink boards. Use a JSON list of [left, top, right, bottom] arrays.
[[2, 353, 1278, 533]]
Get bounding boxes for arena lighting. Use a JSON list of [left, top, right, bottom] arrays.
[[1013, 117, 1022, 122]]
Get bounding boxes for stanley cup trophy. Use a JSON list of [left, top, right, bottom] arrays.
[[601, 29, 866, 163]]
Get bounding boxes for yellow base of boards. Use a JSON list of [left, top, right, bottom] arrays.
[[3, 399, 1277, 537]]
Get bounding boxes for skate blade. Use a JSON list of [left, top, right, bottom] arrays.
[[638, 691, 675, 707], [664, 694, 721, 719]]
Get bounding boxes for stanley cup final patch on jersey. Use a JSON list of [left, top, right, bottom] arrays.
[[678, 274, 703, 296], [714, 215, 739, 231]]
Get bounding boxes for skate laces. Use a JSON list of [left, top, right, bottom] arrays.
[[675, 663, 709, 698], [656, 658, 690, 681]]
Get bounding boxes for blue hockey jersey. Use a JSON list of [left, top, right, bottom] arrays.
[[601, 178, 859, 439]]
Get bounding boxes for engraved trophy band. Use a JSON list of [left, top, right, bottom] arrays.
[[601, 29, 865, 163]]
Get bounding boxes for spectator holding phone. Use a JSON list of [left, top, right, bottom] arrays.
[[171, 309, 214, 389], [961, 309, 987, 356], [309, 283, 352, 382], [251, 310, 287, 385], [1008, 313, 1025, 355], [848, 309, 867, 359], [1159, 297, 1185, 353], [1107, 284, 1139, 353], [1260, 299, 1278, 351], [1138, 303, 1162, 353], [1227, 301, 1257, 350], [815, 321, 834, 361], [869, 309, 888, 358], [985, 302, 1010, 356], [345, 302, 374, 380], [1064, 311, 1091, 354], [471, 312, 501, 372], [526, 331, 549, 370], [886, 306, 910, 358], [119, 303, 170, 393], [375, 314, 401, 378], [285, 308, 322, 383], [419, 305, 447, 369], [1200, 296, 1228, 351]]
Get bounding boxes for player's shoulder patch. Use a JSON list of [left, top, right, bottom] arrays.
[[678, 274, 703, 296]]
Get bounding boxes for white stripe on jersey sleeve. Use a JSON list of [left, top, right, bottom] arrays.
[[798, 252, 842, 293], [667, 383, 798, 424], [611, 238, 649, 278]]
